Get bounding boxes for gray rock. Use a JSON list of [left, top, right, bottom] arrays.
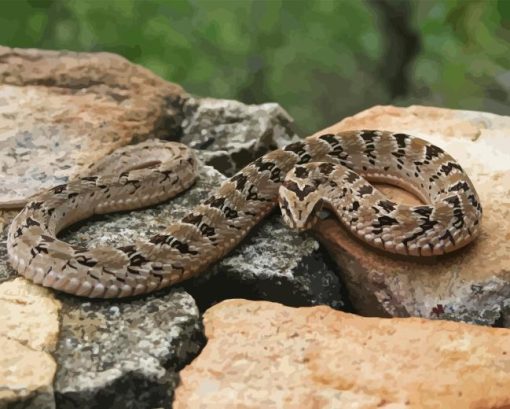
[[181, 97, 299, 176], [53, 289, 203, 409], [187, 211, 346, 311]]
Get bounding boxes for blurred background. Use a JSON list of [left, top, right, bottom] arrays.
[[1, 0, 509, 134]]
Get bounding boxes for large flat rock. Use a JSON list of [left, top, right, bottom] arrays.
[[174, 299, 510, 409], [0, 47, 300, 208], [0, 46, 185, 207], [312, 105, 510, 325]]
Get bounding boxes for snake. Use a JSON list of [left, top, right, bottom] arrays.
[[6, 130, 483, 298]]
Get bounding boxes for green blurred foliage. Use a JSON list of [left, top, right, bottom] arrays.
[[1, 0, 509, 134]]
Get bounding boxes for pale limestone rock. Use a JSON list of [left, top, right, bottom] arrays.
[[0, 278, 61, 351], [0, 278, 60, 406], [312, 106, 510, 325], [0, 46, 185, 207], [174, 299, 510, 409], [0, 337, 56, 404]]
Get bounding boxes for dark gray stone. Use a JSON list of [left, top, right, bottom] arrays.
[[186, 214, 346, 312], [53, 289, 203, 409], [181, 97, 299, 176]]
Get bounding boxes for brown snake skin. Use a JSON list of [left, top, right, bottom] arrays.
[[7, 130, 482, 298]]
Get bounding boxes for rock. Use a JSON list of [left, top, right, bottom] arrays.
[[0, 337, 56, 409], [0, 278, 61, 351], [312, 105, 510, 325], [53, 289, 203, 409], [0, 46, 339, 407], [0, 282, 202, 409], [186, 212, 345, 311], [181, 97, 299, 176], [0, 278, 60, 408], [0, 157, 343, 408], [0, 46, 185, 207], [0, 47, 299, 208], [173, 299, 510, 409]]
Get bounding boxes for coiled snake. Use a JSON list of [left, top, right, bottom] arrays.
[[7, 130, 482, 298]]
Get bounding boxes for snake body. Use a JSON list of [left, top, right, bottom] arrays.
[[7, 131, 482, 298]]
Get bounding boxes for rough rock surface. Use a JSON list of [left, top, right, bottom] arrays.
[[0, 46, 185, 207], [188, 217, 344, 311], [312, 106, 510, 325], [181, 97, 299, 176], [174, 299, 510, 409], [54, 289, 203, 409], [0, 278, 60, 407]]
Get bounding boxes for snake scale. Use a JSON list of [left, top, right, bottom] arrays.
[[7, 130, 482, 298]]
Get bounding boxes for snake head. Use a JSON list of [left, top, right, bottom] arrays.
[[278, 176, 324, 232]]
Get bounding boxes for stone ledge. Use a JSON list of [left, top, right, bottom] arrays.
[[0, 46, 186, 207], [312, 105, 510, 325]]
